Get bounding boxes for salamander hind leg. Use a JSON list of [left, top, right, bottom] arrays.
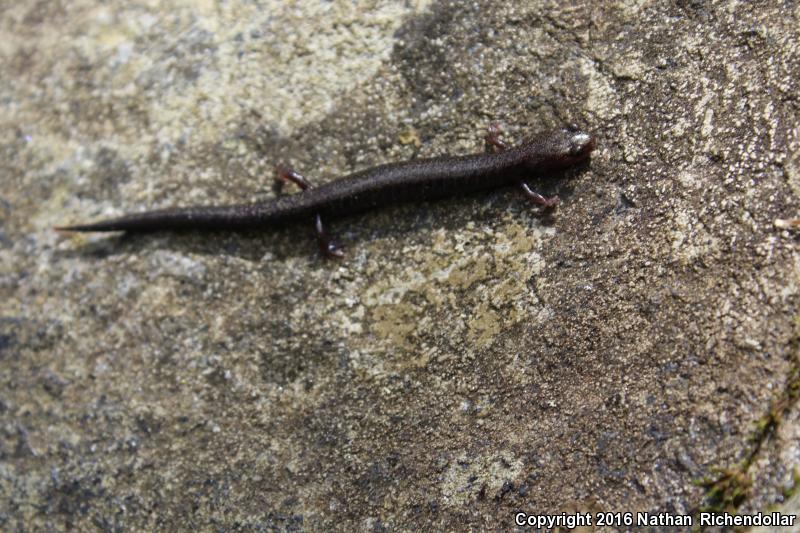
[[517, 180, 560, 209], [275, 163, 314, 191], [315, 214, 344, 259], [275, 163, 345, 259]]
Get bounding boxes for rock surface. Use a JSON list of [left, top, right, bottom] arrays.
[[1, 0, 799, 530]]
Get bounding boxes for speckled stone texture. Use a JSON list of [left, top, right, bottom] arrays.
[[1, 0, 799, 531]]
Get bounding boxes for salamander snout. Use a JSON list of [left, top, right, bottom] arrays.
[[532, 126, 596, 171], [566, 129, 595, 159], [519, 126, 596, 172]]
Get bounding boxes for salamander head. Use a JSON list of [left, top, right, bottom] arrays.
[[524, 124, 596, 171]]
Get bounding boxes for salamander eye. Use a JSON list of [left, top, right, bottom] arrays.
[[567, 123, 580, 132]]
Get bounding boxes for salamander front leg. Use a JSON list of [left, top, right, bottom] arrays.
[[517, 180, 560, 209], [275, 163, 344, 259], [484, 122, 511, 152], [483, 126, 559, 210]]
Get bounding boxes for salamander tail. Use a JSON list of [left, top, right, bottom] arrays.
[[55, 222, 115, 232], [54, 216, 155, 232]]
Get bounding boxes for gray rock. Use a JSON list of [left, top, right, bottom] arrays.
[[2, 0, 799, 530]]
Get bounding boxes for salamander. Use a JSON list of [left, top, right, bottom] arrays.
[[57, 124, 596, 257]]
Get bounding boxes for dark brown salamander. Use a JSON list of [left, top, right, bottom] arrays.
[[57, 124, 596, 257]]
